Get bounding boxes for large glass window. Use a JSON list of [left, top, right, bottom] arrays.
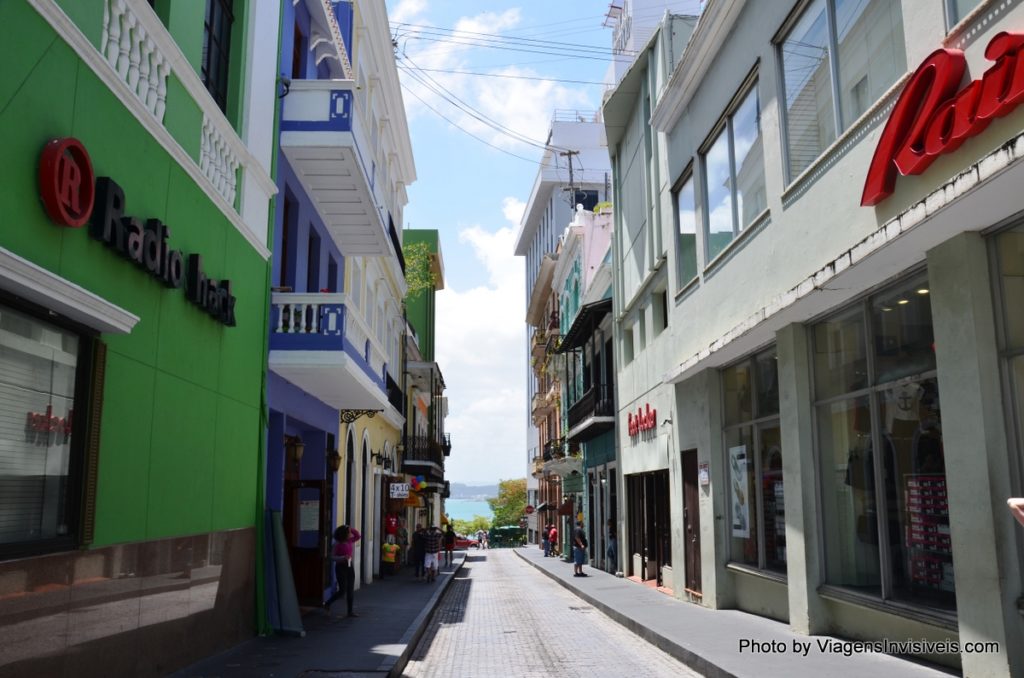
[[0, 303, 86, 554], [674, 173, 698, 286], [946, 0, 982, 28], [780, 0, 906, 179], [814, 273, 954, 610], [202, 0, 234, 113], [994, 226, 1024, 522], [723, 347, 785, 574], [701, 83, 766, 263]]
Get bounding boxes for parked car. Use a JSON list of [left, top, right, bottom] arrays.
[[454, 534, 480, 549]]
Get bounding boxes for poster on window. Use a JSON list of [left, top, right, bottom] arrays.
[[729, 445, 750, 538]]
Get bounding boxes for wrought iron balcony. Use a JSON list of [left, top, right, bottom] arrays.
[[401, 434, 444, 482], [532, 392, 553, 419], [531, 456, 545, 477], [566, 383, 615, 442], [531, 329, 548, 360], [543, 437, 565, 461]]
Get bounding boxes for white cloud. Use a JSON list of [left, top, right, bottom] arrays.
[[396, 8, 597, 152], [435, 205, 526, 484], [389, 0, 427, 24]]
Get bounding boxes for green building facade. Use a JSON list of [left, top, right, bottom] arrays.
[[0, 1, 279, 674]]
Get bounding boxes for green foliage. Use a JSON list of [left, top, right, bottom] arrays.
[[404, 241, 436, 300], [593, 201, 613, 215], [451, 515, 491, 535], [487, 478, 527, 527]]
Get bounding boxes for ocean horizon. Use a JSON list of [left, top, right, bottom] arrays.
[[445, 498, 493, 522]]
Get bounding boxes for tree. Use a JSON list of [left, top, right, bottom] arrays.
[[487, 478, 527, 527], [403, 241, 436, 301], [452, 516, 490, 536]]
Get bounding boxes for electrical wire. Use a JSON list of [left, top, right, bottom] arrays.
[[397, 66, 606, 87], [399, 53, 573, 153], [392, 22, 636, 56], [398, 82, 545, 166]]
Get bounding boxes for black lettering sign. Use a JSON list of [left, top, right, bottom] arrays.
[[88, 177, 235, 324]]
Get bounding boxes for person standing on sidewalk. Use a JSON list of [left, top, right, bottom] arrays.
[[381, 535, 400, 576], [606, 519, 618, 573], [324, 525, 361, 617], [572, 520, 588, 577], [424, 525, 442, 582], [411, 524, 426, 580], [443, 524, 456, 566], [548, 524, 558, 557], [542, 524, 551, 557]]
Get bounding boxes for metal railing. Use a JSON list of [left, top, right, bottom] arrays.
[[567, 383, 614, 431]]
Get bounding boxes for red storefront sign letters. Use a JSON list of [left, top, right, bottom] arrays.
[[628, 403, 656, 437], [862, 32, 1024, 206], [39, 137, 95, 227], [25, 406, 73, 445]]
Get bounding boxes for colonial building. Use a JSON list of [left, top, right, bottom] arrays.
[[0, 0, 277, 673], [553, 207, 617, 571], [606, 0, 1024, 674], [515, 111, 611, 547], [266, 0, 413, 622]]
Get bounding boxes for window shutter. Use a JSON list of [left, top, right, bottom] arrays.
[[79, 339, 107, 547]]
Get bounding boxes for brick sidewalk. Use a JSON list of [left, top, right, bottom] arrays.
[[514, 546, 959, 678], [172, 552, 468, 678]]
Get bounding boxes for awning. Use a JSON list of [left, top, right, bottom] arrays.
[[534, 502, 552, 512], [558, 298, 612, 353]]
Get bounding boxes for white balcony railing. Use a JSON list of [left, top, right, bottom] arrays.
[[270, 292, 388, 379]]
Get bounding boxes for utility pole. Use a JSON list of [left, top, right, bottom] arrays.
[[560, 150, 579, 207]]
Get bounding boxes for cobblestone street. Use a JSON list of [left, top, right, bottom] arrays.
[[403, 550, 701, 678]]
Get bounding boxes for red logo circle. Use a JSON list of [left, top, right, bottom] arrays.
[[39, 138, 95, 228]]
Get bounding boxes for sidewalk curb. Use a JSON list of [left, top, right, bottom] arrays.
[[378, 554, 466, 677], [514, 548, 736, 678]]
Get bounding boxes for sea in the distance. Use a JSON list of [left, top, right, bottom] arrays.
[[445, 499, 493, 522]]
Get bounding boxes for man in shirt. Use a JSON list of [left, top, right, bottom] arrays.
[[548, 524, 558, 557], [542, 523, 551, 557], [423, 525, 442, 582]]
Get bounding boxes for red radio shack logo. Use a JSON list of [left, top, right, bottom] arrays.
[[862, 32, 1024, 206], [39, 137, 95, 227]]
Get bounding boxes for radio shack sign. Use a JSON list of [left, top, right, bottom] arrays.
[[862, 32, 1024, 206], [38, 138, 237, 326]]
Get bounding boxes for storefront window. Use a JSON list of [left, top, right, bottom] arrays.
[[723, 347, 785, 573], [0, 302, 83, 553], [993, 226, 1024, 543], [813, 273, 954, 609]]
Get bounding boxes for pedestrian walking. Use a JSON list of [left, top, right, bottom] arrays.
[[396, 517, 409, 567], [482, 529, 489, 549], [606, 518, 618, 573], [412, 524, 426, 579], [324, 525, 360, 617], [424, 525, 442, 582], [542, 523, 551, 557], [443, 524, 456, 566], [548, 524, 558, 557], [572, 520, 588, 577]]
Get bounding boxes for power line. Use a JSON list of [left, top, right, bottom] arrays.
[[396, 34, 635, 63], [396, 65, 606, 87], [398, 82, 544, 166], [393, 21, 636, 56], [399, 53, 569, 153]]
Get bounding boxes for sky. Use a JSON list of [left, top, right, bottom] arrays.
[[383, 1, 620, 485]]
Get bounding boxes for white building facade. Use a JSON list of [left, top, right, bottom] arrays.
[[607, 0, 1024, 674]]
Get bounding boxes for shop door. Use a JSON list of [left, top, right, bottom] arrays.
[[682, 450, 702, 595], [283, 479, 332, 606], [652, 470, 671, 587]]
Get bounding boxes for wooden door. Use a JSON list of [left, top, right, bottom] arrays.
[[682, 450, 702, 595], [283, 479, 331, 606]]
